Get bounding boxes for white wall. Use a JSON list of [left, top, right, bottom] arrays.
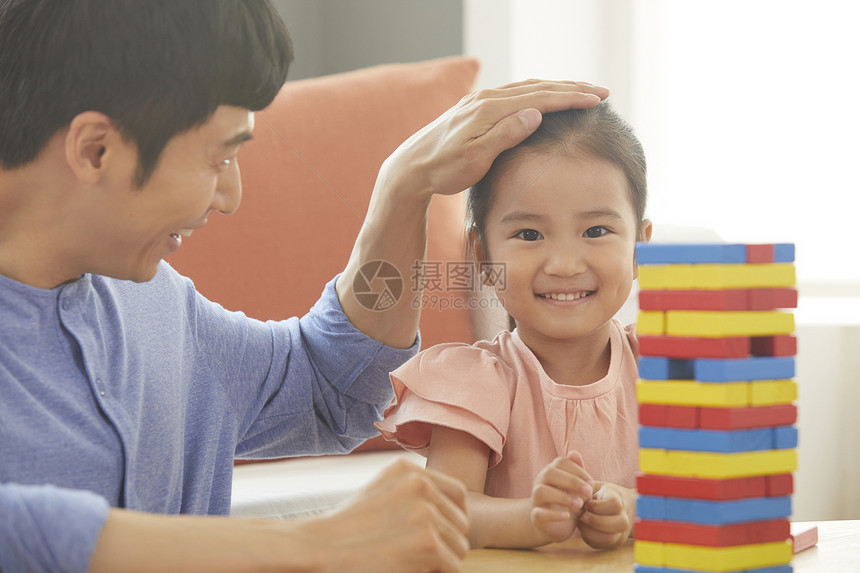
[[274, 0, 463, 81], [464, 0, 635, 118]]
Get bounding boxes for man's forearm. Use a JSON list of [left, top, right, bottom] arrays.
[[90, 510, 321, 573], [336, 170, 433, 349]]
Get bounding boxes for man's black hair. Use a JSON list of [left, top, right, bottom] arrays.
[[0, 0, 293, 184]]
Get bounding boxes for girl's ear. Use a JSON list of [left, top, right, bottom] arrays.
[[633, 219, 654, 278], [468, 228, 494, 287], [640, 219, 653, 243]]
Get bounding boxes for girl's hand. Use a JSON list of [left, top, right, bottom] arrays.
[[378, 80, 609, 203], [529, 451, 594, 542], [579, 482, 636, 550]]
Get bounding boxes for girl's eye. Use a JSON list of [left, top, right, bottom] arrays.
[[584, 226, 609, 238], [515, 229, 543, 241]]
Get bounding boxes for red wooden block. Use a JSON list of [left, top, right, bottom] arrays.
[[639, 287, 797, 312], [791, 524, 819, 553], [639, 403, 668, 426], [747, 288, 798, 310], [639, 404, 699, 428], [636, 474, 770, 500], [766, 473, 794, 496], [638, 335, 751, 358], [699, 404, 797, 430], [639, 289, 750, 311], [751, 335, 798, 357], [635, 518, 790, 547], [747, 244, 775, 263]]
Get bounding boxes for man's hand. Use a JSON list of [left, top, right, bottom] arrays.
[[90, 459, 468, 573], [305, 458, 470, 573], [380, 80, 610, 202]]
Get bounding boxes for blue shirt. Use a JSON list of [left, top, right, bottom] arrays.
[[0, 262, 416, 572]]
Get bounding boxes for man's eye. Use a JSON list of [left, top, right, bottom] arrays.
[[515, 229, 543, 241], [584, 226, 609, 238], [216, 156, 236, 170]]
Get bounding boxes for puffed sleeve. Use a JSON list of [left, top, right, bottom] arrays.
[[376, 343, 518, 467]]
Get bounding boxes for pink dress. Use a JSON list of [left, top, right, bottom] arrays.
[[376, 319, 640, 498]]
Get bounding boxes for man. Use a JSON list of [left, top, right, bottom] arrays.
[[0, 1, 608, 571]]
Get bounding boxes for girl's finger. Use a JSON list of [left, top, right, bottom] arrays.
[[581, 525, 624, 550], [532, 483, 584, 510], [531, 506, 573, 524]]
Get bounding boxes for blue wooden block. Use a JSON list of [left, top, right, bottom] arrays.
[[773, 244, 795, 263], [640, 357, 795, 382], [774, 426, 798, 449], [637, 495, 667, 519], [636, 496, 792, 525], [639, 357, 695, 380], [639, 427, 775, 453], [694, 357, 796, 382], [635, 243, 748, 265], [635, 566, 792, 573]]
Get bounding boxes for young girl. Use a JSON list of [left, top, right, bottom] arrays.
[[376, 102, 652, 550]]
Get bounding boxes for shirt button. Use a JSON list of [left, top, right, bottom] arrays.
[[95, 379, 106, 396]]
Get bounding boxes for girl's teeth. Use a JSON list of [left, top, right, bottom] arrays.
[[543, 292, 589, 301]]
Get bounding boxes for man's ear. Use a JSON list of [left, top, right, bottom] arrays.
[[633, 219, 654, 279], [64, 111, 121, 184]]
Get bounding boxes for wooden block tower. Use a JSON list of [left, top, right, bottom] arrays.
[[633, 243, 798, 573]]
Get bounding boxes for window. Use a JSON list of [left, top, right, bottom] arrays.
[[466, 0, 860, 288]]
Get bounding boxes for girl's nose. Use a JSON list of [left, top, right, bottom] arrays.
[[544, 242, 587, 277]]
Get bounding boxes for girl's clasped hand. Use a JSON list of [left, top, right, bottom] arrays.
[[531, 451, 635, 549]]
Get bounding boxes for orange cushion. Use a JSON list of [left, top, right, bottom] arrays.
[[168, 56, 480, 349]]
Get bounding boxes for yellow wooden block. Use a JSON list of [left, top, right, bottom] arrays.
[[664, 540, 793, 572], [634, 540, 665, 567], [749, 380, 798, 406], [666, 310, 795, 338], [638, 311, 665, 335], [637, 380, 748, 407], [638, 265, 669, 290], [639, 449, 797, 479], [638, 263, 796, 290]]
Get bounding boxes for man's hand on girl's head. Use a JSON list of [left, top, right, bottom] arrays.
[[379, 80, 610, 204]]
